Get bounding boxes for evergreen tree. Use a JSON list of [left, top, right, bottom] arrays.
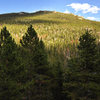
[[65, 30, 100, 100], [20, 25, 38, 49], [78, 30, 97, 71], [0, 27, 24, 100], [20, 25, 52, 100]]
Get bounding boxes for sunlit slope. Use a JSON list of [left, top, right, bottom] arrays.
[[0, 11, 100, 47]]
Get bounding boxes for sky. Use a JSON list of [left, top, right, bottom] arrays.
[[0, 0, 100, 21]]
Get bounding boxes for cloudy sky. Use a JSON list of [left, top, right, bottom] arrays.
[[0, 0, 100, 21]]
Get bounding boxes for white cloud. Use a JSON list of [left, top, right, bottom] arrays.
[[87, 17, 96, 20], [86, 17, 100, 21], [67, 3, 100, 14], [64, 9, 70, 14]]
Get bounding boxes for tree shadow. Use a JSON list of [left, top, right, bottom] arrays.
[[0, 18, 64, 25], [0, 11, 64, 25]]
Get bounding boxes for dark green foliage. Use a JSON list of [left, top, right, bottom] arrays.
[[20, 25, 52, 100], [51, 61, 65, 100], [78, 30, 97, 71], [33, 39, 49, 75], [65, 30, 100, 100], [20, 25, 38, 49], [20, 25, 49, 75], [0, 27, 23, 100]]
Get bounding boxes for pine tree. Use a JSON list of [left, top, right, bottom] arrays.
[[78, 30, 97, 71], [65, 30, 100, 100], [20, 25, 52, 100], [0, 27, 25, 100], [20, 25, 38, 49]]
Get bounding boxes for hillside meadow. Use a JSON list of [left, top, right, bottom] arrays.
[[0, 11, 100, 66]]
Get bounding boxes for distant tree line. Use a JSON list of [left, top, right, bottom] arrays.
[[0, 25, 100, 100]]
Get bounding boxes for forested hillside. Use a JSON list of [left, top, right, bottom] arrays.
[[0, 11, 100, 100]]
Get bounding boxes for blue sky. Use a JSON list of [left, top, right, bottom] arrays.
[[0, 0, 100, 21]]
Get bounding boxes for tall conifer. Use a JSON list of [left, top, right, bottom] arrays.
[[65, 30, 100, 100], [20, 25, 52, 100], [0, 27, 23, 100]]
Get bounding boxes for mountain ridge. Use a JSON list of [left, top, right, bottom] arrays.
[[0, 10, 97, 22], [0, 10, 54, 16], [0, 10, 99, 22]]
